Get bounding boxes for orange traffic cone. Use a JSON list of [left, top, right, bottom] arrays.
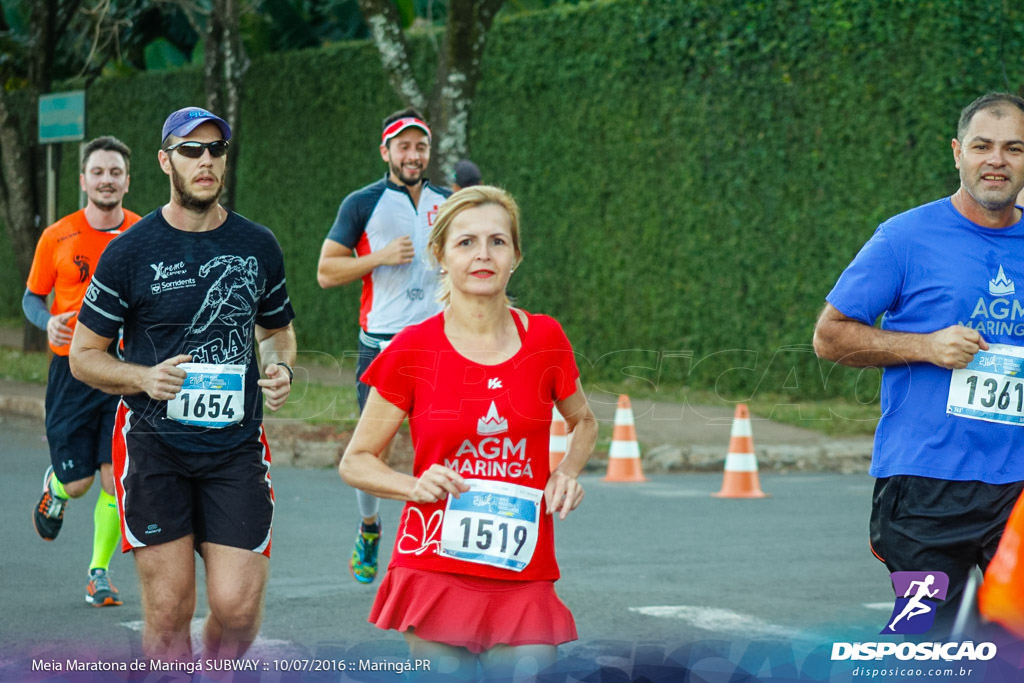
[[549, 406, 569, 471], [712, 404, 768, 498], [978, 492, 1024, 638], [602, 395, 647, 482]]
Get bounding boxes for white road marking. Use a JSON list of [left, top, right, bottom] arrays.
[[120, 619, 295, 657], [638, 490, 714, 498], [629, 605, 807, 640], [862, 602, 894, 611]]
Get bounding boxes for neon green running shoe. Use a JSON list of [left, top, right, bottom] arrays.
[[349, 520, 381, 584]]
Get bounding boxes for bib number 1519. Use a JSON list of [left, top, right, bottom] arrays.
[[439, 479, 542, 572], [458, 517, 529, 556]]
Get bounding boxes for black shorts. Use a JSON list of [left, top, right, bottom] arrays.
[[870, 475, 1024, 625], [356, 331, 396, 412], [112, 401, 274, 556], [44, 354, 119, 483]]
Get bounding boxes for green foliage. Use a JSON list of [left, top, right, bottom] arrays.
[[144, 38, 190, 71], [0, 348, 50, 384], [2, 0, 1022, 403], [396, 0, 417, 29]]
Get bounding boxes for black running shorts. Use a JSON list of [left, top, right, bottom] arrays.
[[356, 331, 396, 412], [869, 475, 1024, 627], [112, 400, 274, 557], [44, 354, 119, 484]]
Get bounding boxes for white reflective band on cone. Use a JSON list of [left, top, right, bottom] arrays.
[[610, 440, 641, 458], [730, 419, 752, 437], [724, 453, 758, 472]]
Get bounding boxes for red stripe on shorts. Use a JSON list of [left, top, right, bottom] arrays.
[[112, 400, 134, 552]]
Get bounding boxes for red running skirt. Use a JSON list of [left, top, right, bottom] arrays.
[[369, 567, 577, 654]]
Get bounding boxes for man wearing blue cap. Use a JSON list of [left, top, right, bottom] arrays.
[[317, 108, 451, 586], [70, 106, 297, 663]]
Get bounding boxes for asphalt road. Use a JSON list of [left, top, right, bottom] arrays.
[[2, 413, 1017, 682]]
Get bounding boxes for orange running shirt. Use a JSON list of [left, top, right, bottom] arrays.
[[26, 208, 141, 356]]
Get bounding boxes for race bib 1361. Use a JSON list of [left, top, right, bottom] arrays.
[[947, 344, 1024, 426]]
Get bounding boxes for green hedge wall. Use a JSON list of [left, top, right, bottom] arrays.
[[4, 0, 1023, 401]]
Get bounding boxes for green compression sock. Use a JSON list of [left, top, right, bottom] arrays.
[[89, 489, 120, 572], [49, 473, 69, 499]]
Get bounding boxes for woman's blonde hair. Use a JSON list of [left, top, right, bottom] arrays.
[[428, 185, 523, 305]]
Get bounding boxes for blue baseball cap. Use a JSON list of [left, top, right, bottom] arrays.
[[161, 107, 232, 144]]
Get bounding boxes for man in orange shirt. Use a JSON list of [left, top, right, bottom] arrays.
[[23, 136, 141, 607]]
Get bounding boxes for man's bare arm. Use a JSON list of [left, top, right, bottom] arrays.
[[812, 302, 988, 369], [69, 322, 190, 399], [316, 237, 415, 289], [256, 322, 297, 411]]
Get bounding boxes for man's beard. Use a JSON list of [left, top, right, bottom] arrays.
[[170, 159, 224, 213], [90, 185, 121, 211], [91, 197, 120, 211], [390, 159, 422, 187]]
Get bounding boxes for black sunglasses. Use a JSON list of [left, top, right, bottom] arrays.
[[163, 140, 229, 159]]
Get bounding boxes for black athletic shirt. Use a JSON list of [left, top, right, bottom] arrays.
[[79, 207, 295, 452]]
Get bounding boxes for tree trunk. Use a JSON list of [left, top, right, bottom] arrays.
[[358, 0, 504, 183], [358, 0, 427, 112], [427, 0, 503, 181], [0, 0, 62, 353], [0, 90, 48, 352], [205, 0, 249, 211]]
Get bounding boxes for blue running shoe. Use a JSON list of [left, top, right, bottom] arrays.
[[349, 520, 381, 584]]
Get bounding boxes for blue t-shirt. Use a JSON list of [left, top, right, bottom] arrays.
[[78, 208, 295, 452], [326, 177, 449, 334], [827, 197, 1024, 483]]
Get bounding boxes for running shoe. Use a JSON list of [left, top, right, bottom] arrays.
[[33, 466, 69, 541], [349, 520, 381, 584], [85, 568, 123, 607]]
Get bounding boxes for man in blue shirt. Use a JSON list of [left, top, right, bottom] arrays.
[[814, 92, 1024, 632]]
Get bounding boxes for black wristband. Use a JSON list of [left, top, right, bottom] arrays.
[[275, 362, 294, 384]]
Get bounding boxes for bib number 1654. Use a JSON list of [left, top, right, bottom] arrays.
[[177, 392, 237, 420], [166, 362, 245, 429]]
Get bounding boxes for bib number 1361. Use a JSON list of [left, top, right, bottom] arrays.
[[947, 344, 1024, 426], [963, 376, 1024, 412]]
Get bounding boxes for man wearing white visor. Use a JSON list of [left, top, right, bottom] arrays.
[[317, 109, 451, 584]]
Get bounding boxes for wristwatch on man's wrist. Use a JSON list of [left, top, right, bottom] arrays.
[[275, 362, 294, 384]]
